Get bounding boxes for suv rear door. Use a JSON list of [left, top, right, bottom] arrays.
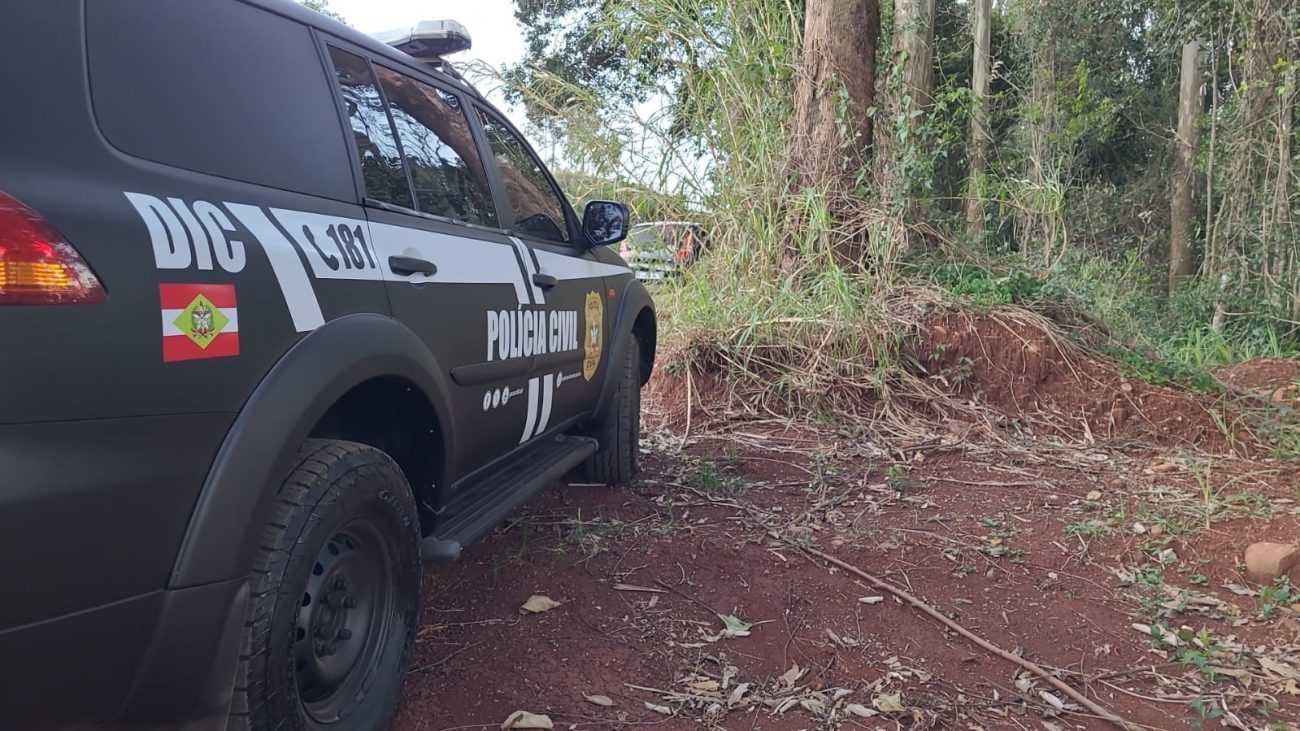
[[321, 42, 532, 487], [474, 109, 613, 440]]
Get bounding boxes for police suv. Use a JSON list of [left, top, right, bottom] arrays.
[[0, 2, 655, 730]]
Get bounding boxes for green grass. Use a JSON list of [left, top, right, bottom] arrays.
[[1174, 626, 1225, 681], [1099, 345, 1223, 394], [1259, 577, 1296, 620], [922, 253, 1298, 410], [1064, 520, 1111, 539], [932, 262, 1047, 308]]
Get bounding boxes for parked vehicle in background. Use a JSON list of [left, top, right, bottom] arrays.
[[618, 221, 708, 281]]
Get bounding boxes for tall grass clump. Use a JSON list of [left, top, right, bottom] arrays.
[[472, 0, 942, 423]]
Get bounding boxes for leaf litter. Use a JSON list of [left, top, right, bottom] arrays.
[[393, 406, 1300, 731], [519, 595, 561, 614]]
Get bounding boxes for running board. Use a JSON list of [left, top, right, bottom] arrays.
[[420, 435, 598, 563]]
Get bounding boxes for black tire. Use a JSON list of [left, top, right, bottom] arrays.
[[583, 336, 642, 485], [227, 439, 421, 731]]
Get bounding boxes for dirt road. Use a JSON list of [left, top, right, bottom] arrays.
[[394, 428, 1300, 730]]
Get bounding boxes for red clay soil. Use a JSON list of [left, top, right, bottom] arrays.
[[391, 324, 1299, 730], [642, 364, 732, 433], [393, 435, 1300, 731], [1214, 357, 1300, 407], [916, 314, 1240, 452]]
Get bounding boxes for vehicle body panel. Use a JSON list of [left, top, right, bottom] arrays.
[[618, 221, 706, 282]]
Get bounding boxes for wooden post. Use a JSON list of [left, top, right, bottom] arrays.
[[965, 0, 992, 240], [1169, 40, 1202, 293]]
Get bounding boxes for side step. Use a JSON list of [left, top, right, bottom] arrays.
[[420, 435, 599, 563]]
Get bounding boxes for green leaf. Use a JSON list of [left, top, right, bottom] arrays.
[[717, 614, 752, 633]]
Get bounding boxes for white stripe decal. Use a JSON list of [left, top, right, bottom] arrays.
[[519, 377, 540, 444], [162, 309, 240, 336], [536, 373, 554, 435], [509, 237, 545, 305], [224, 204, 325, 332], [368, 223, 530, 306], [167, 197, 214, 271], [124, 192, 192, 269], [268, 209, 383, 282], [533, 249, 630, 281]]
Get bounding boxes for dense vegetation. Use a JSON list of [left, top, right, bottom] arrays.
[[307, 0, 1297, 419], [499, 0, 1297, 390]]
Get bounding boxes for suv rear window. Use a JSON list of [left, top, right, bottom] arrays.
[[87, 0, 353, 201], [373, 67, 498, 227]]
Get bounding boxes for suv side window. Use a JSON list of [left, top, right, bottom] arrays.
[[373, 67, 498, 227], [327, 46, 413, 209], [87, 0, 353, 200], [476, 110, 571, 243]]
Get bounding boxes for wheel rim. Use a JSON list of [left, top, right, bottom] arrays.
[[294, 520, 394, 723]]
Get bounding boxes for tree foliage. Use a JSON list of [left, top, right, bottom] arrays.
[[505, 0, 715, 139], [504, 0, 1298, 352], [298, 0, 345, 24]]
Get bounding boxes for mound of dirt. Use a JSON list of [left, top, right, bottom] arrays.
[[1213, 357, 1300, 406], [643, 307, 1250, 453], [914, 313, 1240, 452], [643, 360, 734, 433]]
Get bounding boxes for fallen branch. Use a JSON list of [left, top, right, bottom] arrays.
[[783, 536, 1133, 730], [1088, 662, 1183, 683], [678, 486, 1136, 728]]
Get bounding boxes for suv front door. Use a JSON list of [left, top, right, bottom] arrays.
[[475, 109, 616, 441], [323, 43, 534, 489]]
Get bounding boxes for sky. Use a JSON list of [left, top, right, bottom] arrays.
[[324, 0, 528, 125]]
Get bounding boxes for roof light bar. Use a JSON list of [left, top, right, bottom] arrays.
[[373, 20, 472, 61]]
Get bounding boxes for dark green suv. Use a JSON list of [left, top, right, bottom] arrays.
[[0, 2, 656, 729]]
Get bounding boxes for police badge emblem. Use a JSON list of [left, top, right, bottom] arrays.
[[583, 290, 603, 381]]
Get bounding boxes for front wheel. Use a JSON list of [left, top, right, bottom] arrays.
[[227, 440, 421, 731], [582, 336, 642, 485]]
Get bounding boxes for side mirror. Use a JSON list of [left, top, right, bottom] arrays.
[[582, 200, 629, 247]]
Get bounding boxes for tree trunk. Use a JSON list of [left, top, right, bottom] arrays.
[[1203, 37, 1219, 274], [876, 0, 935, 202], [1212, 0, 1289, 329], [1021, 28, 1056, 267], [791, 0, 881, 189], [1169, 40, 1202, 293], [964, 0, 992, 240], [893, 0, 935, 118], [1276, 46, 1297, 326]]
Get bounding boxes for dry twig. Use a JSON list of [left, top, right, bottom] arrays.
[[781, 537, 1134, 729]]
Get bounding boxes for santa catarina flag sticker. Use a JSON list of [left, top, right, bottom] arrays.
[[160, 284, 239, 362]]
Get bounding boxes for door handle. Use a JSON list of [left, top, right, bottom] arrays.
[[532, 272, 558, 289], [389, 256, 438, 276]]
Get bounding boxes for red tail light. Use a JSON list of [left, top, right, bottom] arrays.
[[0, 191, 105, 305], [675, 232, 696, 263]]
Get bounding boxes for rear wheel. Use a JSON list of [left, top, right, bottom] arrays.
[[582, 336, 642, 485], [228, 440, 421, 731]]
